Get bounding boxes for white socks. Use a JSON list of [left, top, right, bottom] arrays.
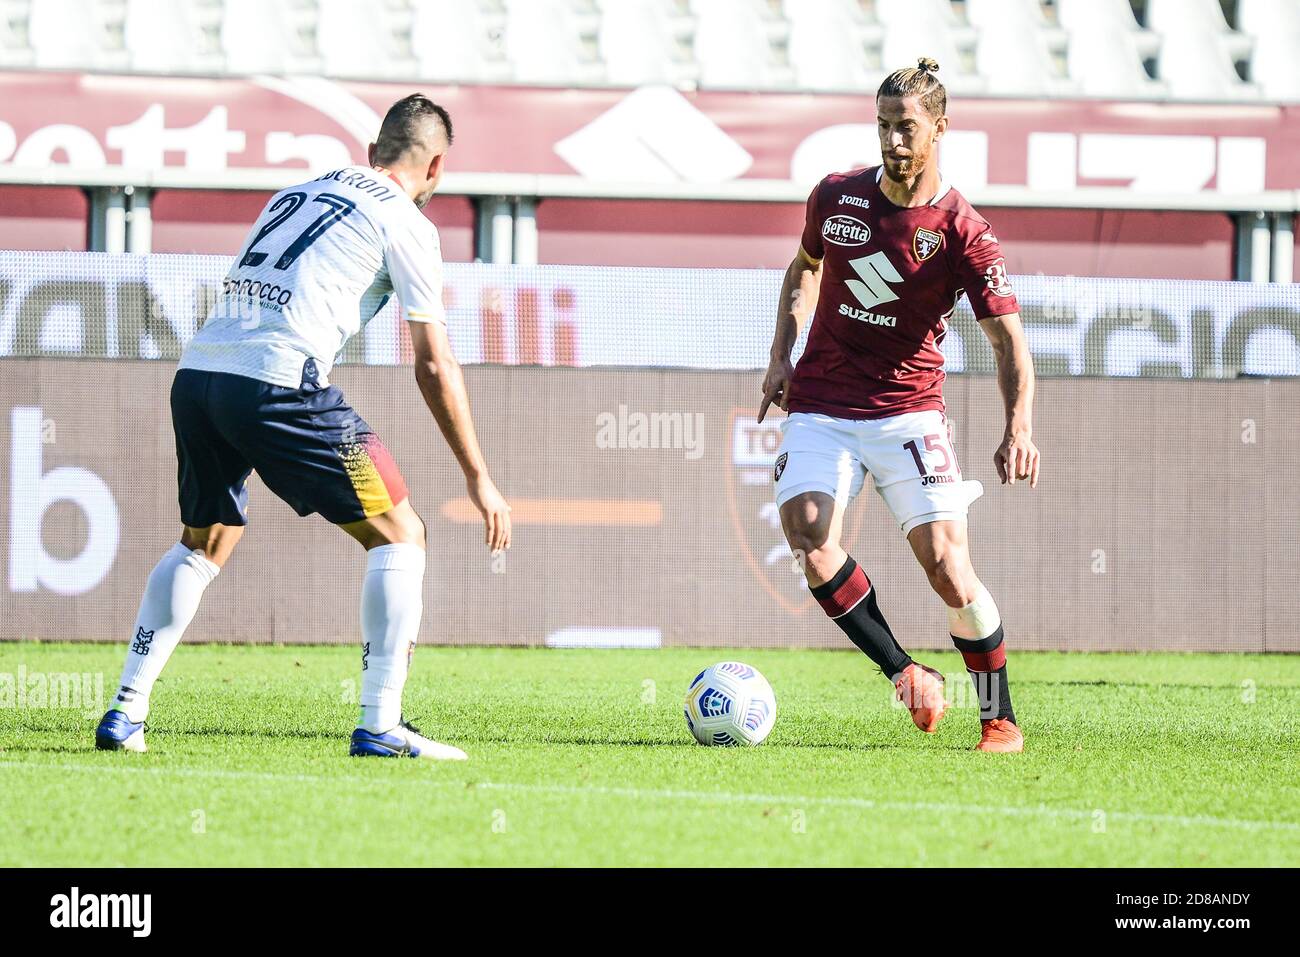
[[112, 540, 425, 733], [358, 543, 426, 733], [113, 542, 221, 722], [947, 583, 1002, 640]]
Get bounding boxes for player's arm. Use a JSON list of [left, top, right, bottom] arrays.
[[759, 183, 826, 422], [759, 249, 820, 422], [389, 220, 510, 552], [980, 312, 1040, 488], [408, 320, 511, 551]]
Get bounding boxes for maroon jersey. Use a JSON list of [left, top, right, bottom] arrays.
[[789, 165, 1019, 420]]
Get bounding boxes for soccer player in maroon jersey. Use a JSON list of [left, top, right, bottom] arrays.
[[758, 59, 1040, 752]]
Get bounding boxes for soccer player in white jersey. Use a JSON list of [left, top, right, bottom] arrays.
[[95, 95, 510, 759]]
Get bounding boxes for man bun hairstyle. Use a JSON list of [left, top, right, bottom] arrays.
[[877, 57, 947, 118], [373, 93, 454, 167]]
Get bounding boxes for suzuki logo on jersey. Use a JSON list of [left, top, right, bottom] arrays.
[[821, 215, 871, 246], [844, 251, 903, 314], [913, 227, 942, 262], [837, 304, 897, 326], [837, 194, 870, 209]]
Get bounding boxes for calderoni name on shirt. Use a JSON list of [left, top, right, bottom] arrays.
[[315, 168, 397, 202]]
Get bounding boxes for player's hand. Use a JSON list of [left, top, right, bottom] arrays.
[[468, 473, 512, 553], [758, 356, 795, 423], [995, 431, 1040, 488]]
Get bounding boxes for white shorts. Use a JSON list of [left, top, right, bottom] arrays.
[[773, 409, 984, 535]]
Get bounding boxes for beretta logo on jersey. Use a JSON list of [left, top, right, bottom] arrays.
[[913, 227, 942, 262], [822, 215, 871, 246]]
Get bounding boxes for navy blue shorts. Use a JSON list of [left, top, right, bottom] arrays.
[[170, 363, 409, 527]]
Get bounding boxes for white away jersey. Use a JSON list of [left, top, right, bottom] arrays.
[[180, 166, 446, 388]]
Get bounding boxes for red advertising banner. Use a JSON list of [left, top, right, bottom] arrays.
[[1, 71, 1298, 193]]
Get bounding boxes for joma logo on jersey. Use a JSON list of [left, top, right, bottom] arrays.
[[921, 474, 956, 486], [838, 303, 897, 326], [821, 215, 871, 246], [837, 195, 870, 209]]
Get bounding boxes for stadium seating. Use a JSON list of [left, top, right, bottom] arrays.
[[27, 0, 123, 71], [1056, 0, 1165, 97], [504, 0, 602, 84], [410, 0, 509, 83], [783, 0, 879, 93], [690, 0, 789, 90], [966, 0, 1072, 96], [0, 0, 1293, 103], [1238, 0, 1300, 100], [597, 0, 692, 86], [123, 0, 222, 74], [1147, 0, 1256, 100], [219, 0, 318, 75], [317, 0, 411, 80], [876, 0, 980, 92]]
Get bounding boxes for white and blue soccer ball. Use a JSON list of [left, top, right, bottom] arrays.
[[683, 661, 777, 746]]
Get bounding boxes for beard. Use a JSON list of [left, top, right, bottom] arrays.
[[882, 150, 929, 182]]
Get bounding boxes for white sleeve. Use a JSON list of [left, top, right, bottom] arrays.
[[385, 217, 447, 324]]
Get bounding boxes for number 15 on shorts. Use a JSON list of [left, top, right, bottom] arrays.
[[902, 433, 952, 476]]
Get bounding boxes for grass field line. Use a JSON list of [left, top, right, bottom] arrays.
[[2, 760, 1296, 834]]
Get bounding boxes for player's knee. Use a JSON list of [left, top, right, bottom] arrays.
[[181, 524, 242, 567], [389, 506, 426, 547], [924, 551, 979, 607], [781, 510, 834, 561], [410, 509, 427, 547]]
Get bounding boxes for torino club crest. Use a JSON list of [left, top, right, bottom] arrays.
[[913, 227, 943, 262], [725, 409, 863, 614]]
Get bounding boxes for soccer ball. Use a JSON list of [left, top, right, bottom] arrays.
[[683, 661, 777, 746]]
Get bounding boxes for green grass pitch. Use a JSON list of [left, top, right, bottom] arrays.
[[1, 642, 1297, 867]]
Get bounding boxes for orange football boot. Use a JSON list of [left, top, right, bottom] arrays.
[[893, 662, 947, 733], [976, 718, 1024, 753]]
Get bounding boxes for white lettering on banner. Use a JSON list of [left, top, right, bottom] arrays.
[[265, 131, 353, 171], [788, 126, 1005, 187], [732, 417, 782, 467], [795, 128, 1265, 195], [0, 253, 1296, 377], [0, 73, 1291, 193], [12, 124, 107, 168], [8, 407, 119, 596], [554, 85, 752, 183], [791, 124, 880, 187], [1026, 133, 1266, 193], [106, 105, 246, 171], [1079, 134, 1217, 192]]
